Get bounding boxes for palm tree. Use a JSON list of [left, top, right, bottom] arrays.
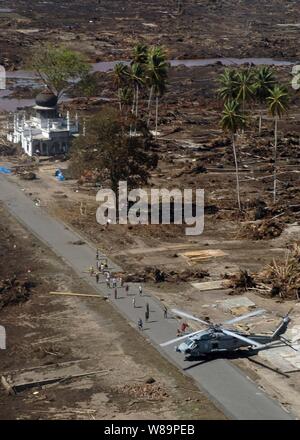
[[132, 43, 148, 65], [112, 62, 129, 112], [113, 62, 129, 88], [146, 46, 169, 138], [235, 68, 256, 116], [267, 85, 289, 203], [117, 87, 132, 116], [221, 100, 246, 211], [127, 62, 144, 135], [253, 66, 276, 134], [218, 68, 239, 102]]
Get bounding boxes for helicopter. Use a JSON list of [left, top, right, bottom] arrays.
[[160, 308, 295, 359]]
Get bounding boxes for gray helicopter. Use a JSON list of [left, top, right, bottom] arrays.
[[160, 308, 293, 358]]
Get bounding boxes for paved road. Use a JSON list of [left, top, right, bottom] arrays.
[[0, 174, 294, 420]]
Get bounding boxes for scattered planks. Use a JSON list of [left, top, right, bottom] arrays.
[[1, 370, 110, 394], [49, 291, 103, 299], [191, 280, 226, 291], [180, 249, 227, 265]]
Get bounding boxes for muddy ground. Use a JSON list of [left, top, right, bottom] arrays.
[[0, 0, 299, 419], [1, 0, 300, 69], [0, 204, 225, 420]]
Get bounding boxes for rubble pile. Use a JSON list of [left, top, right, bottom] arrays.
[[238, 219, 284, 240], [0, 142, 18, 156], [19, 171, 36, 180], [223, 270, 256, 292], [258, 243, 300, 300], [12, 164, 38, 176], [124, 266, 209, 283], [115, 381, 168, 401], [0, 277, 34, 309]]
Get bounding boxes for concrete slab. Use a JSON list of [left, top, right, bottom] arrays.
[[219, 296, 256, 313]]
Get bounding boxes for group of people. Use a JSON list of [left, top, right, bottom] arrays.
[[93, 248, 169, 332]]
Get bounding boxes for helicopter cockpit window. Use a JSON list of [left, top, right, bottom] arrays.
[[186, 339, 195, 347]]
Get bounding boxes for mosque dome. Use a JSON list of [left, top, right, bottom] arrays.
[[35, 90, 58, 108]]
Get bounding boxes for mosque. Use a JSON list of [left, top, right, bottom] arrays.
[[7, 89, 80, 156]]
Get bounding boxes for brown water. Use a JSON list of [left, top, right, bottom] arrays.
[[1, 57, 296, 112], [92, 57, 295, 72]]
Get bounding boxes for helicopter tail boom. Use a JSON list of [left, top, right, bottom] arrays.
[[271, 316, 291, 341]]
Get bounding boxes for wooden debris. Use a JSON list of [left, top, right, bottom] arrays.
[[8, 369, 110, 393], [50, 291, 102, 298], [191, 280, 225, 291], [1, 375, 15, 395], [180, 249, 227, 264]]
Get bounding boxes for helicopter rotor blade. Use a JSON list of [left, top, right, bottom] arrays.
[[221, 328, 264, 348], [291, 334, 300, 344], [171, 308, 211, 326], [223, 309, 266, 326], [160, 330, 203, 347], [278, 307, 294, 319]]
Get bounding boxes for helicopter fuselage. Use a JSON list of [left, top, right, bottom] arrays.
[[164, 310, 291, 359], [176, 328, 266, 357]]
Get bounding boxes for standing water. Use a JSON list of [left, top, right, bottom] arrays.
[[0, 58, 296, 112]]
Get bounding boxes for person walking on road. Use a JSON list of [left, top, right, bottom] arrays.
[[138, 318, 143, 331], [96, 273, 100, 284], [112, 277, 117, 289], [89, 266, 94, 277], [132, 297, 136, 308], [125, 284, 129, 295], [145, 310, 149, 322], [114, 288, 118, 299], [163, 305, 168, 319], [138, 285, 143, 296], [100, 262, 104, 273]]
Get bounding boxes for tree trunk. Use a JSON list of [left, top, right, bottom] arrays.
[[273, 116, 278, 203], [232, 133, 241, 211], [118, 90, 122, 113], [134, 84, 139, 134], [258, 111, 262, 135], [147, 85, 154, 128], [130, 86, 136, 136], [155, 95, 159, 140], [241, 96, 245, 135]]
